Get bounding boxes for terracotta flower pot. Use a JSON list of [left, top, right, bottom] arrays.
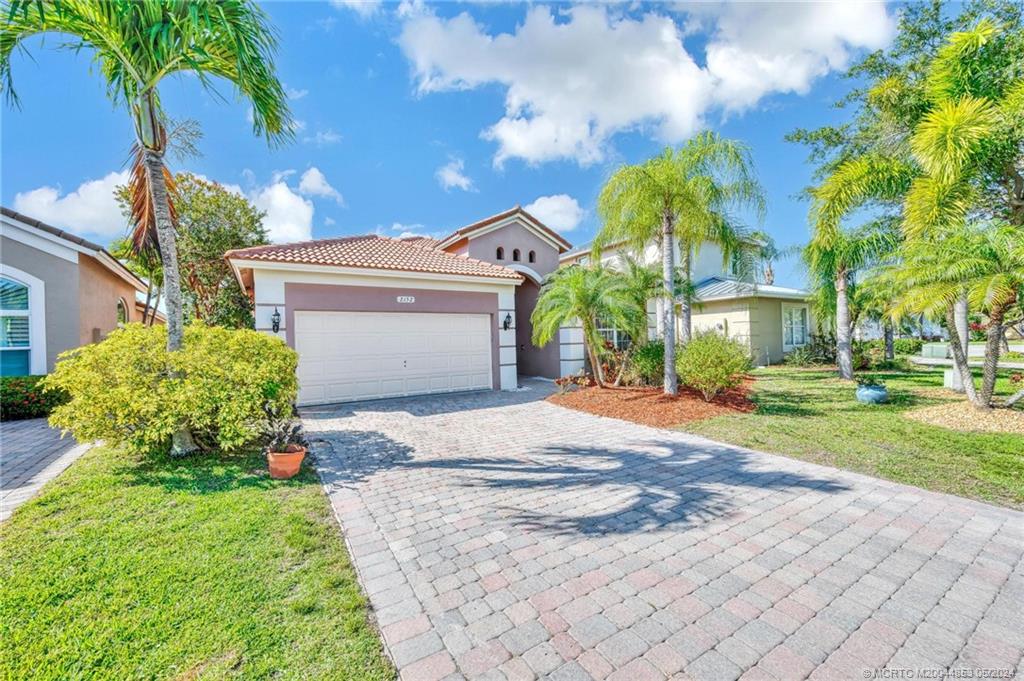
[[267, 444, 306, 479]]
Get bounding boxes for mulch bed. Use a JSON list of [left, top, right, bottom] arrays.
[[547, 381, 756, 428], [904, 402, 1024, 435]]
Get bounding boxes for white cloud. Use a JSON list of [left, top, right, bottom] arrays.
[[298, 167, 345, 206], [330, 0, 380, 17], [435, 158, 475, 192], [399, 4, 895, 166], [285, 84, 309, 100], [250, 182, 314, 244], [524, 194, 584, 233], [324, 216, 336, 227], [290, 119, 307, 133], [12, 170, 130, 238], [303, 129, 343, 146]]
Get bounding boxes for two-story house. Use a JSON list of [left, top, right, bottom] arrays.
[[561, 238, 813, 366]]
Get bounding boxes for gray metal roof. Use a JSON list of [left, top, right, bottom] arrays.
[[694, 276, 808, 302]]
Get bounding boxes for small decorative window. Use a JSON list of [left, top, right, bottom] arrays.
[[528, 250, 536, 263], [0, 277, 31, 376], [496, 247, 504, 260], [512, 249, 521, 262], [116, 298, 128, 326]]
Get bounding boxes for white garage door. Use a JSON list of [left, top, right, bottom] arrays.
[[294, 311, 493, 405]]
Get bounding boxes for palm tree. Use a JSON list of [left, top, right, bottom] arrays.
[[804, 220, 899, 379], [531, 265, 638, 388], [610, 254, 659, 386], [892, 223, 1023, 409], [2, 0, 292, 454], [596, 132, 765, 395]]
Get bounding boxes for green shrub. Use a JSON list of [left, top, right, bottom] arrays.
[[627, 340, 665, 386], [676, 331, 752, 401], [893, 338, 923, 355], [784, 333, 836, 367], [0, 375, 68, 421], [44, 322, 298, 455]]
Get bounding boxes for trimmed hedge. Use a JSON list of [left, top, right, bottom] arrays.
[[0, 375, 68, 421], [676, 331, 752, 401]]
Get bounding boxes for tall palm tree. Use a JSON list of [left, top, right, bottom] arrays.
[[531, 265, 638, 388], [804, 220, 899, 379], [2, 0, 291, 454], [893, 223, 1023, 409], [596, 132, 765, 395]]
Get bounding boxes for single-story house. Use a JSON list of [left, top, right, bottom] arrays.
[[1, 207, 154, 376], [226, 206, 582, 406], [561, 239, 813, 366]]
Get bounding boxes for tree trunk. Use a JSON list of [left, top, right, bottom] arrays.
[[582, 320, 605, 388], [883, 322, 894, 360], [835, 268, 853, 380], [763, 262, 774, 286], [979, 304, 1008, 408], [945, 304, 981, 406], [141, 281, 153, 326], [612, 345, 632, 387], [951, 294, 969, 392], [679, 243, 692, 345], [1005, 388, 1024, 408], [661, 212, 678, 396], [148, 285, 162, 327], [138, 97, 197, 457]]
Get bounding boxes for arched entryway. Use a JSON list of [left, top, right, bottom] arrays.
[[512, 269, 559, 379]]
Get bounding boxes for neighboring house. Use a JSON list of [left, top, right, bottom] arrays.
[[226, 206, 576, 406], [1, 207, 153, 376], [561, 239, 813, 366]]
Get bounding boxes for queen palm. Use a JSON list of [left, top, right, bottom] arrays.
[[892, 223, 1023, 409], [809, 19, 1023, 391], [596, 132, 764, 395], [803, 221, 899, 379], [531, 265, 638, 388], [2, 0, 291, 454]]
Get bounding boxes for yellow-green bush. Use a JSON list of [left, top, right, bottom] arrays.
[[676, 331, 752, 401], [44, 323, 297, 454]]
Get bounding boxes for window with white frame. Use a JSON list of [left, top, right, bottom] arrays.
[[783, 305, 809, 349], [596, 317, 631, 350], [1, 276, 31, 376]]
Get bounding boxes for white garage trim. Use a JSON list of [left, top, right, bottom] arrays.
[[294, 311, 493, 406]]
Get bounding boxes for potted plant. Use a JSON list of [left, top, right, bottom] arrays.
[[855, 377, 889, 404], [263, 405, 308, 479]]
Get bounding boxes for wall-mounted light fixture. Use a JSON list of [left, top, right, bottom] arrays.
[[271, 307, 281, 333], [503, 313, 513, 330]]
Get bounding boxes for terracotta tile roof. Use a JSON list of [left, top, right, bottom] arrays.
[[438, 206, 573, 252], [226, 234, 523, 281], [400, 235, 442, 249]]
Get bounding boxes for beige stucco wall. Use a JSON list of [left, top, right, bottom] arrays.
[[78, 254, 137, 345], [690, 297, 813, 366], [0, 235, 80, 371]]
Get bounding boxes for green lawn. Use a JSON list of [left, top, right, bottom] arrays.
[[0, 446, 393, 680], [683, 366, 1024, 509]]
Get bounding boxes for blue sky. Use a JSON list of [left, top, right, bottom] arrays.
[[1, 1, 897, 289]]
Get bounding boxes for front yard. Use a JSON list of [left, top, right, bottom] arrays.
[[684, 366, 1024, 510], [0, 446, 392, 680]]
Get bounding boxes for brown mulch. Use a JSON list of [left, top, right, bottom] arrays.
[[547, 381, 756, 428], [904, 402, 1024, 434]]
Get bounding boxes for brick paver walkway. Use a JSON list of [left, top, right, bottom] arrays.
[[1, 418, 90, 521], [303, 381, 1024, 681]]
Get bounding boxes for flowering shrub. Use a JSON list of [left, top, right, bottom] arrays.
[[0, 375, 69, 421], [44, 322, 298, 455], [554, 370, 595, 394], [1010, 372, 1023, 386], [676, 331, 752, 401]]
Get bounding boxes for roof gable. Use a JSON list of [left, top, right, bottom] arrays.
[[438, 206, 572, 253]]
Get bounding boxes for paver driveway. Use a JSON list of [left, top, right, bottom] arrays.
[[303, 381, 1024, 681]]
